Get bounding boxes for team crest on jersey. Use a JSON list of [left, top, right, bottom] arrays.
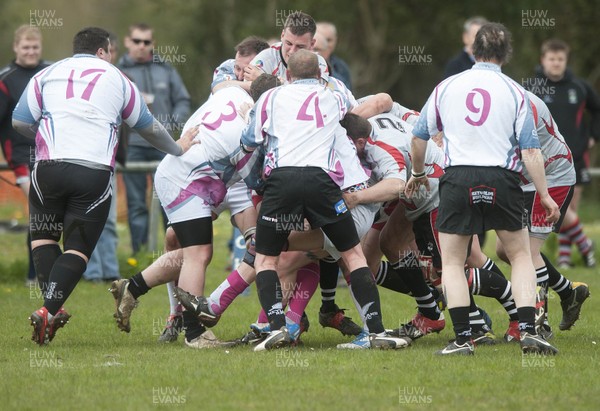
[[334, 199, 348, 215], [568, 89, 577, 104]]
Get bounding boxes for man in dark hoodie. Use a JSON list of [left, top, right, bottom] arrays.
[[0, 25, 51, 286], [118, 23, 191, 254], [532, 39, 600, 268]]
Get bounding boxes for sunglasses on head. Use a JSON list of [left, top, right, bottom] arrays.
[[131, 38, 152, 46]]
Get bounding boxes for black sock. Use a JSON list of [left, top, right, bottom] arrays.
[[468, 294, 487, 333], [27, 232, 36, 281], [128, 272, 150, 300], [517, 306, 536, 334], [392, 253, 439, 320], [319, 260, 339, 313], [468, 268, 518, 321], [481, 257, 505, 278], [43, 253, 87, 315], [256, 270, 285, 331], [375, 261, 411, 294], [183, 310, 205, 342], [448, 306, 471, 344], [32, 243, 63, 292], [349, 266, 384, 333], [541, 253, 573, 301]]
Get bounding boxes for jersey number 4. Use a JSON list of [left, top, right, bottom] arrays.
[[297, 92, 324, 128], [66, 69, 106, 101]]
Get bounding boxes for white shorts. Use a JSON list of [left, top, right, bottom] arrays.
[[322, 203, 378, 261], [156, 176, 252, 224]]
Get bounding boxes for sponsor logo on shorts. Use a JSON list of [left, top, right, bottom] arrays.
[[469, 185, 496, 205], [334, 199, 348, 215]]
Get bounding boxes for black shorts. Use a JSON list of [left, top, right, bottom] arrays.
[[29, 161, 112, 258], [436, 166, 524, 235], [574, 157, 591, 185], [256, 167, 357, 256], [170, 217, 213, 247], [412, 208, 442, 270]]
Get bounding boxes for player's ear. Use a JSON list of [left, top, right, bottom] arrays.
[[310, 38, 316, 49]]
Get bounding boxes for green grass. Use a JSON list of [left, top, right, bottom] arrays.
[[1, 208, 600, 410]]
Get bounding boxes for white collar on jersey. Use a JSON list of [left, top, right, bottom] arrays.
[[291, 78, 320, 85], [472, 62, 501, 72]]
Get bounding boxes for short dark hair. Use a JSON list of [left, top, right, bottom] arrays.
[[472, 22, 512, 64], [541, 38, 570, 57], [284, 11, 316, 37], [128, 23, 153, 37], [250, 74, 282, 101], [339, 113, 372, 140], [288, 50, 320, 80], [235, 36, 269, 57], [73, 27, 110, 55]]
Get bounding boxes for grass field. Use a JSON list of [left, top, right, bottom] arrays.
[[1, 204, 599, 411]]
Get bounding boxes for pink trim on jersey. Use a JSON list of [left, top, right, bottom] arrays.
[[122, 81, 137, 120], [259, 89, 276, 137], [166, 177, 227, 210], [235, 152, 252, 171], [434, 85, 442, 131], [33, 78, 43, 110], [35, 132, 50, 160]]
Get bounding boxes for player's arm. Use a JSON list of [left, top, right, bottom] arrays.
[[123, 78, 196, 155], [517, 93, 559, 222], [351, 93, 393, 118], [343, 177, 404, 208], [11, 77, 41, 139], [405, 99, 435, 198]]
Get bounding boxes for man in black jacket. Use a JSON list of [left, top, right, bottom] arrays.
[[443, 16, 488, 79], [0, 25, 50, 286], [532, 39, 600, 268]]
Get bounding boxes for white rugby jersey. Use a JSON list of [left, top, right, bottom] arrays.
[[333, 125, 370, 190], [250, 42, 329, 84], [327, 77, 358, 110], [241, 79, 350, 186], [13, 54, 153, 168], [521, 92, 575, 191], [367, 113, 444, 220], [413, 62, 540, 172], [211, 58, 235, 89], [156, 87, 256, 208]]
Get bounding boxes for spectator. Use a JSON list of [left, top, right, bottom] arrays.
[[118, 23, 191, 254], [533, 39, 600, 268], [443, 16, 488, 79], [0, 25, 50, 286], [316, 21, 352, 90]]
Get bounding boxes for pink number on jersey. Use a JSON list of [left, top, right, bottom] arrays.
[[202, 101, 237, 130], [297, 92, 324, 128], [65, 68, 106, 101], [465, 88, 491, 126]]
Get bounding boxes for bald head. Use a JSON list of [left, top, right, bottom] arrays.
[[288, 49, 320, 81], [312, 32, 330, 58]]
